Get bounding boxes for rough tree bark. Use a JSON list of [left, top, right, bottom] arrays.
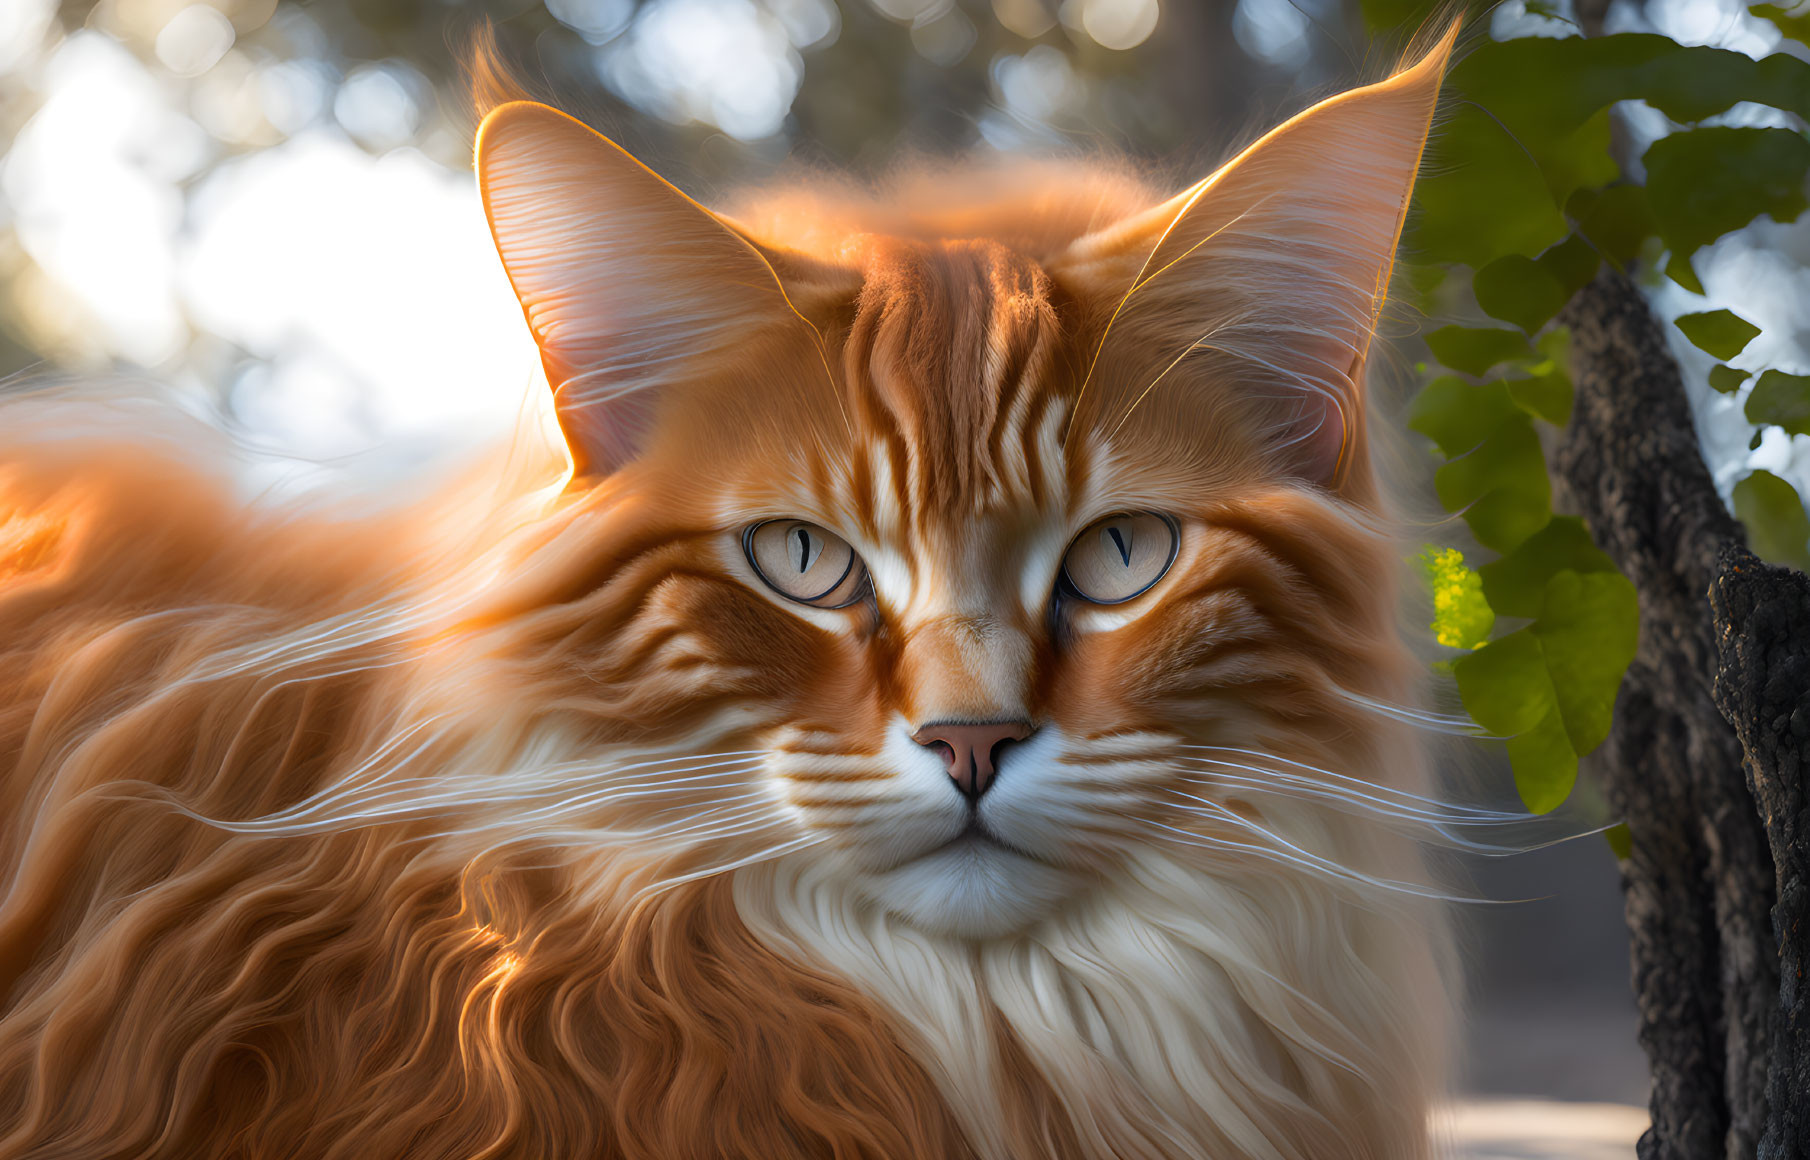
[[1555, 266, 1810, 1158], [1711, 547, 1810, 1158]]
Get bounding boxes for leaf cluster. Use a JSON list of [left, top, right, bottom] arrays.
[[1373, 2, 1810, 812]]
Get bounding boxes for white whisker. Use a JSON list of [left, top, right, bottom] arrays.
[[1327, 689, 1493, 737], [1162, 781, 1611, 858], [1169, 752, 1607, 856], [1172, 759, 1525, 824], [628, 831, 826, 905], [1178, 746, 1519, 819], [1146, 817, 1500, 905], [166, 747, 771, 838]]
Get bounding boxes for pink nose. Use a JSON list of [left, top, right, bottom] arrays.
[[911, 721, 1033, 800]]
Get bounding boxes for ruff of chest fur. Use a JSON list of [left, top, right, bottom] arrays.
[[738, 818, 1448, 1160]]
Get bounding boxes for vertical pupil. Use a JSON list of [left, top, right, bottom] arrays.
[[1106, 525, 1132, 567], [792, 528, 813, 573]]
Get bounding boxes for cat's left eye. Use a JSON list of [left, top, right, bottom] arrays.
[[1059, 512, 1179, 605], [743, 520, 871, 608]]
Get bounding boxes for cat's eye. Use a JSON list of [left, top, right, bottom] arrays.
[[744, 520, 870, 608], [1059, 512, 1179, 605]]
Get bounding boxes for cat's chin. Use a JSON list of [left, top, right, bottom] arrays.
[[856, 833, 1079, 940]]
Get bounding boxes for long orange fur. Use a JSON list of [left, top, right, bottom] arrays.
[[2, 31, 1461, 1159]]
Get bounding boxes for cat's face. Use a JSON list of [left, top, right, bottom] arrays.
[[473, 44, 1446, 936], [618, 245, 1388, 938]]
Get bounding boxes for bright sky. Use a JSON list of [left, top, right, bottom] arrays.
[[3, 26, 540, 470]]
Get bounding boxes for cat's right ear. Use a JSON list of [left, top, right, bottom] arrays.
[[476, 102, 818, 476]]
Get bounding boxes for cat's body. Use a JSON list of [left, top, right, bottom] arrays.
[[1, 33, 1458, 1160]]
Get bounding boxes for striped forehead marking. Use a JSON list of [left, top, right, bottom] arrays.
[[841, 239, 1074, 522]]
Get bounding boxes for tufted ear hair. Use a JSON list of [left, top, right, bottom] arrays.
[[1054, 25, 1457, 490], [476, 102, 825, 477]]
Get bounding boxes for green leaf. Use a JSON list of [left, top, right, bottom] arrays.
[[1567, 184, 1655, 265], [1542, 233, 1606, 296], [1416, 545, 1495, 649], [1454, 568, 1638, 814], [1675, 309, 1762, 360], [1473, 237, 1599, 334], [1756, 52, 1810, 120], [1508, 707, 1580, 814], [1408, 377, 1525, 458], [1752, 3, 1810, 45], [1455, 630, 1552, 737], [1360, 0, 1438, 33], [1462, 486, 1559, 557], [1530, 569, 1640, 755], [1646, 128, 1810, 263], [1453, 632, 1579, 813], [1506, 328, 1576, 426], [1412, 105, 1575, 268], [1537, 327, 1572, 364], [1433, 421, 1554, 553], [1475, 255, 1571, 334], [1709, 365, 1752, 394], [1507, 369, 1575, 426], [1479, 516, 1618, 618], [1450, 35, 1810, 138], [1409, 35, 1810, 270], [1431, 37, 1810, 167], [1666, 252, 1706, 295], [1604, 821, 1632, 860], [1732, 469, 1810, 571], [1426, 325, 1535, 377], [1746, 369, 1810, 435]]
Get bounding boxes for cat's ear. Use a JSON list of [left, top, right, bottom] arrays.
[[1055, 26, 1457, 488], [476, 102, 817, 476]]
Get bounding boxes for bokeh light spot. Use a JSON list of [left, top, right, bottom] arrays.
[[333, 62, 424, 152], [1233, 0, 1310, 69], [0, 0, 56, 75], [545, 0, 634, 46], [601, 0, 801, 141], [1078, 0, 1159, 50], [914, 7, 977, 65], [155, 4, 236, 76], [991, 0, 1057, 39]]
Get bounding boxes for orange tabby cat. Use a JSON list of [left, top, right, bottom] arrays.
[[0, 28, 1459, 1160]]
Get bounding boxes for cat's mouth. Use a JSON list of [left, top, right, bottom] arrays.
[[863, 815, 1045, 875], [855, 814, 1079, 938], [927, 817, 1046, 866]]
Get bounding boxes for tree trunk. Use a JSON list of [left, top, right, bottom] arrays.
[[1710, 546, 1810, 1158], [1554, 266, 1792, 1158]]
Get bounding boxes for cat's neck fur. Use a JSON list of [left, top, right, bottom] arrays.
[[734, 806, 1449, 1160]]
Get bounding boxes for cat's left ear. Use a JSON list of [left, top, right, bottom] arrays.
[[1055, 26, 1457, 489], [476, 102, 821, 476]]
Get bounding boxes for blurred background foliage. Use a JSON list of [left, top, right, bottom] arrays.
[[1380, 0, 1810, 815], [1, 0, 1809, 814], [0, 0, 1377, 469]]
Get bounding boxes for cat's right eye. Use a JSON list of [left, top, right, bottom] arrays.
[[1059, 512, 1179, 605], [743, 520, 871, 609]]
